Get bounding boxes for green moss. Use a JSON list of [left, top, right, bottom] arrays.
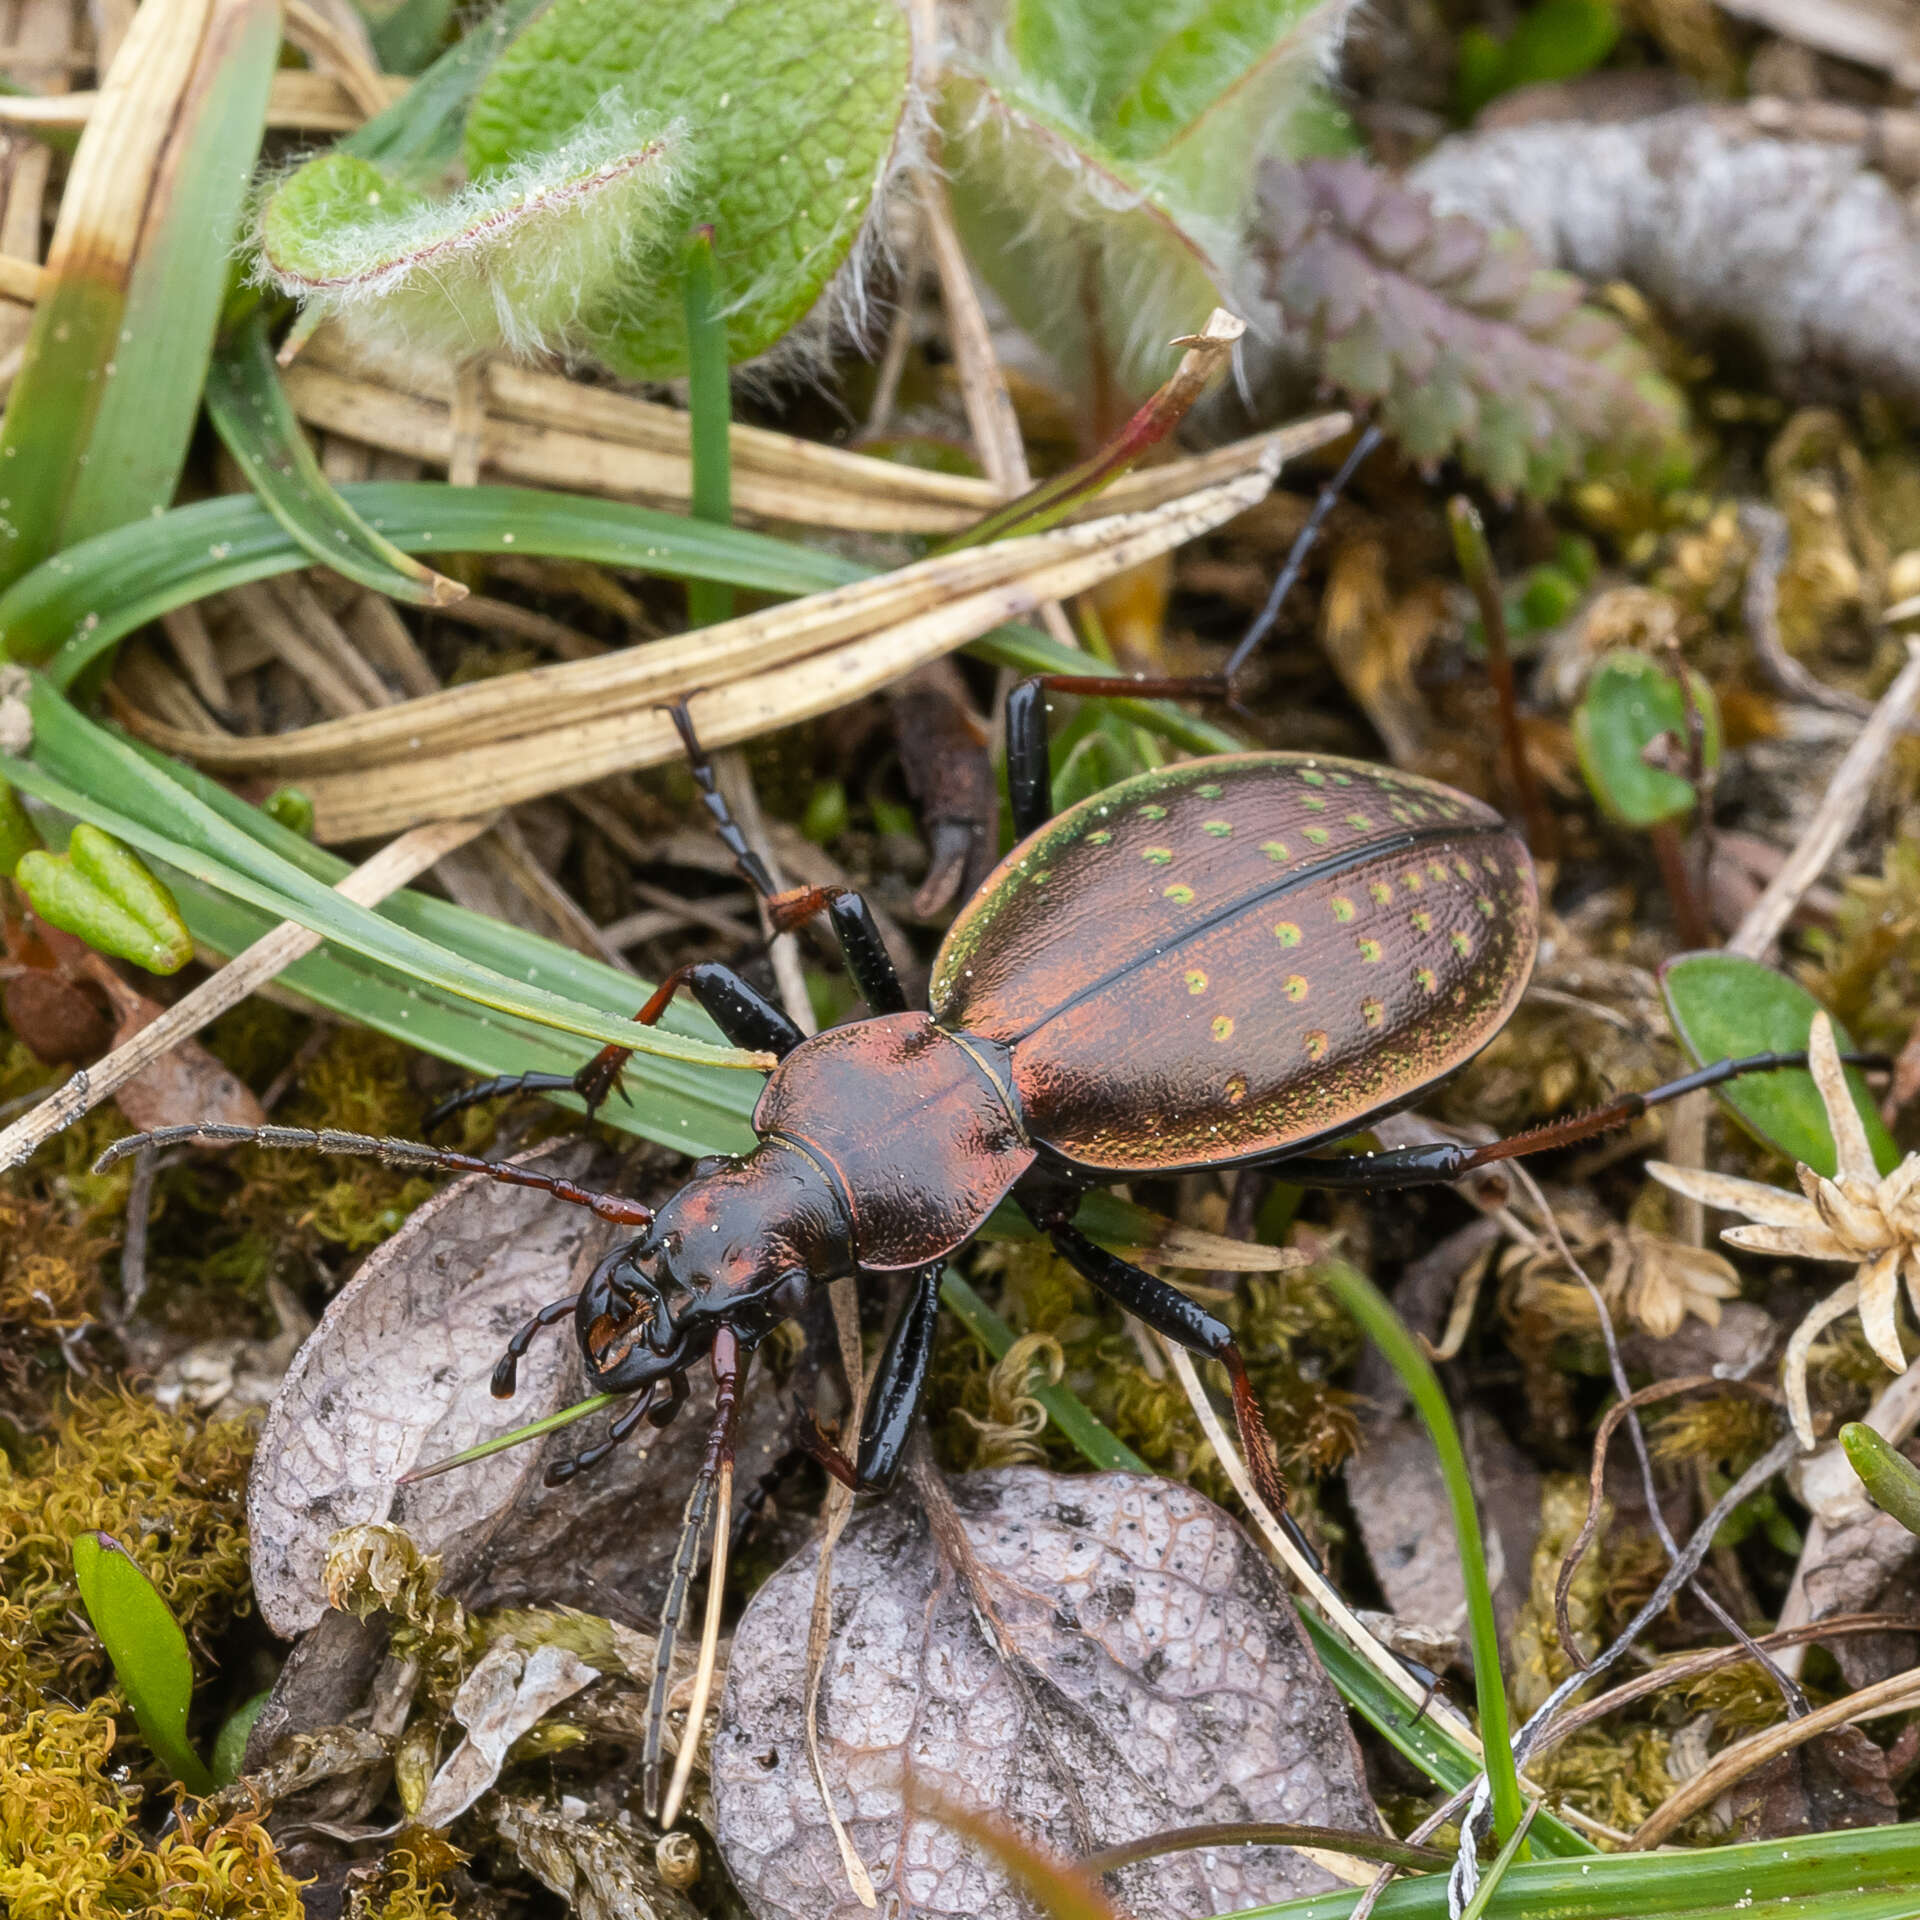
[[0, 1698, 304, 1917], [1802, 835, 1920, 1061], [0, 1387, 253, 1711]]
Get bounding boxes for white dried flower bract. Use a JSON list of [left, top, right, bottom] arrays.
[[1648, 1013, 1915, 1447]]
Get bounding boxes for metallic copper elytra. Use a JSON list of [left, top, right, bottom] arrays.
[[931, 753, 1538, 1173]]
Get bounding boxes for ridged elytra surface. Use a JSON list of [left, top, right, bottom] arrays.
[[931, 753, 1537, 1171]]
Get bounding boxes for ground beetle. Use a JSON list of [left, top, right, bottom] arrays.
[[101, 443, 1865, 1821]]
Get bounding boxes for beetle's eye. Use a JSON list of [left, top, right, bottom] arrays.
[[690, 1154, 734, 1179]]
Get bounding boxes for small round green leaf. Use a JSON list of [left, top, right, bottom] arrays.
[[1572, 649, 1720, 828], [17, 823, 192, 973], [1842, 1423, 1920, 1536], [464, 0, 913, 377], [1660, 951, 1898, 1177], [71, 1530, 213, 1792]]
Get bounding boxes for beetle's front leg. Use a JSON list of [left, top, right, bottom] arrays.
[[853, 1261, 944, 1491]]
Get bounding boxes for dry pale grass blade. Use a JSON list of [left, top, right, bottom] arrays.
[[122, 460, 1284, 839], [0, 815, 487, 1172], [281, 332, 1343, 538], [0, 67, 407, 133], [659, 1457, 731, 1832], [282, 0, 388, 120]]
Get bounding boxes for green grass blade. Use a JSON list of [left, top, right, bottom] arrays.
[[71, 1530, 213, 1793], [399, 1392, 619, 1482], [1217, 1823, 1920, 1920], [0, 0, 278, 586], [683, 225, 735, 630], [205, 313, 464, 606], [0, 481, 859, 681], [1312, 1255, 1524, 1842], [8, 679, 766, 1073]]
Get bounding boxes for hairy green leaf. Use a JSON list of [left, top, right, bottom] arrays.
[[1660, 952, 1898, 1177], [945, 0, 1348, 403], [256, 104, 689, 362], [464, 0, 914, 375]]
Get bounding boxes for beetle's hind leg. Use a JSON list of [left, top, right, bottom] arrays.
[[1002, 423, 1385, 841], [1039, 1216, 1314, 1560]]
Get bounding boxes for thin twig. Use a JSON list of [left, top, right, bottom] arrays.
[[1728, 636, 1920, 959], [0, 816, 490, 1171], [1740, 504, 1875, 719]]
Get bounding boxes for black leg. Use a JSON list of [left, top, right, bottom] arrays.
[[668, 700, 907, 1013], [854, 1261, 944, 1490], [1041, 1215, 1292, 1526], [1263, 1047, 1894, 1193], [544, 1382, 667, 1485], [492, 1294, 583, 1399], [1000, 423, 1384, 846]]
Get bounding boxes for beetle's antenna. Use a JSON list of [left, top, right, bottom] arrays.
[[1223, 420, 1383, 683], [645, 1326, 748, 1825], [94, 1124, 655, 1228]]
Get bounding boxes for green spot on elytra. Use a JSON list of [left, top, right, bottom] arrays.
[[1477, 896, 1495, 917], [1285, 974, 1309, 1002], [1303, 795, 1327, 812], [1196, 783, 1222, 799], [1402, 869, 1425, 892], [1330, 771, 1352, 786], [1273, 921, 1301, 946], [1137, 803, 1167, 821], [1305, 1029, 1329, 1059], [1455, 858, 1474, 879], [1261, 841, 1289, 862], [1362, 998, 1385, 1028], [1369, 881, 1393, 904], [1299, 769, 1326, 786], [1211, 1015, 1234, 1043], [1358, 937, 1382, 963], [1331, 896, 1356, 922], [1164, 883, 1195, 904], [1346, 812, 1372, 830], [1483, 855, 1501, 873], [1224, 1072, 1248, 1105], [1411, 910, 1433, 933], [1202, 820, 1233, 838], [1305, 826, 1330, 846], [1450, 929, 1473, 956], [1086, 829, 1112, 846], [1427, 861, 1449, 883], [1032, 869, 1051, 886], [1416, 967, 1437, 993], [1142, 847, 1173, 866], [1185, 968, 1208, 995]]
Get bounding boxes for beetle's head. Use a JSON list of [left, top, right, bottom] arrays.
[[575, 1139, 849, 1391]]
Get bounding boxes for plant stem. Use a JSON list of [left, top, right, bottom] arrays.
[[1447, 498, 1554, 858], [1649, 816, 1712, 948], [683, 224, 733, 628], [1313, 1254, 1526, 1844]]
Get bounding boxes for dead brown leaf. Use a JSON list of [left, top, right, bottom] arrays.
[[712, 1467, 1377, 1920], [1728, 1723, 1899, 1840]]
